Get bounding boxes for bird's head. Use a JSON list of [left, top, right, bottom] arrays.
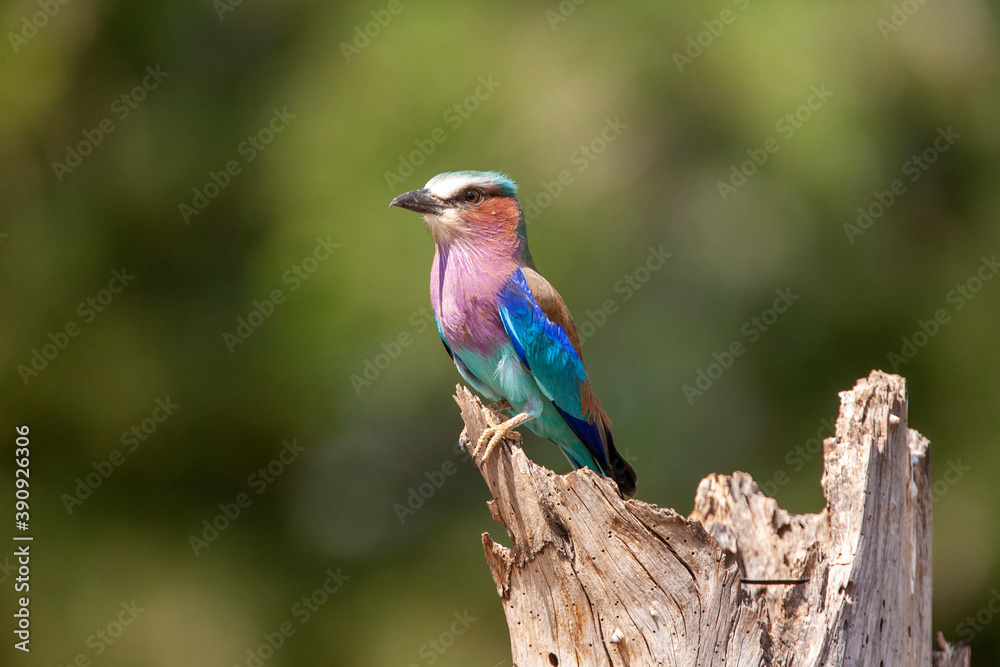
[[390, 171, 528, 254]]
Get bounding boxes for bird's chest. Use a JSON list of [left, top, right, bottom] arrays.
[[431, 255, 511, 355], [435, 284, 507, 354]]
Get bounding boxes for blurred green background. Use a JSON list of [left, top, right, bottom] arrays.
[[2, 0, 999, 664]]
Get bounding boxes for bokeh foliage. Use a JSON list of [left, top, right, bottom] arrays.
[[2, 0, 999, 664]]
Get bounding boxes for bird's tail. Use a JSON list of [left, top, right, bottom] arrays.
[[554, 408, 638, 498], [603, 425, 637, 498]]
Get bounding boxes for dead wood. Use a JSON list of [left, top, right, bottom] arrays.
[[454, 370, 970, 667]]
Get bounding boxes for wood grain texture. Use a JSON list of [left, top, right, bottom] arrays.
[[455, 371, 970, 666]]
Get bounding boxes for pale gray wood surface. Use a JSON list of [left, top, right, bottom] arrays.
[[455, 371, 970, 666]]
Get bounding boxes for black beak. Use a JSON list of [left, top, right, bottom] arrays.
[[389, 189, 445, 215]]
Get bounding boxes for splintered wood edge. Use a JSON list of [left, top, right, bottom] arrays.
[[482, 533, 513, 598], [452, 376, 971, 666]]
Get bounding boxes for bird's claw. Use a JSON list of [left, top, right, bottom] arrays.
[[465, 402, 504, 455], [472, 411, 531, 465], [473, 425, 508, 464]]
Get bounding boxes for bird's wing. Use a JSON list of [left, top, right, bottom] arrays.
[[497, 267, 612, 465]]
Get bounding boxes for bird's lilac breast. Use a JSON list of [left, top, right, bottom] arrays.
[[430, 244, 516, 356]]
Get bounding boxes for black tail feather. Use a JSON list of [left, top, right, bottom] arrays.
[[603, 424, 637, 498]]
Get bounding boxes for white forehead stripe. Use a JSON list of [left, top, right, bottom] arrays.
[[425, 173, 494, 200]]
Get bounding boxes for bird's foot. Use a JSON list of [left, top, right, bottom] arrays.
[[484, 399, 512, 415], [473, 411, 532, 465], [459, 406, 499, 456]]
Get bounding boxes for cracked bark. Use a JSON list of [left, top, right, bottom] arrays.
[[455, 371, 971, 667]]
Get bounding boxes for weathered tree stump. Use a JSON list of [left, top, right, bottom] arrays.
[[454, 370, 970, 666]]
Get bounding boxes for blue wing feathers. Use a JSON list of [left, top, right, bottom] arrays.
[[554, 405, 610, 468], [498, 269, 585, 411], [498, 269, 609, 467], [498, 307, 531, 370]]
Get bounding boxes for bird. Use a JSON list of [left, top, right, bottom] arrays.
[[389, 170, 637, 498]]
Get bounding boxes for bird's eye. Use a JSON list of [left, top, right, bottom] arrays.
[[464, 188, 483, 203]]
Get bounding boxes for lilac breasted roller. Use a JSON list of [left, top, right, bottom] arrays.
[[390, 171, 637, 497]]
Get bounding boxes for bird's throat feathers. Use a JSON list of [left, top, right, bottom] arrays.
[[427, 193, 532, 314], [430, 203, 530, 355], [425, 195, 528, 256]]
